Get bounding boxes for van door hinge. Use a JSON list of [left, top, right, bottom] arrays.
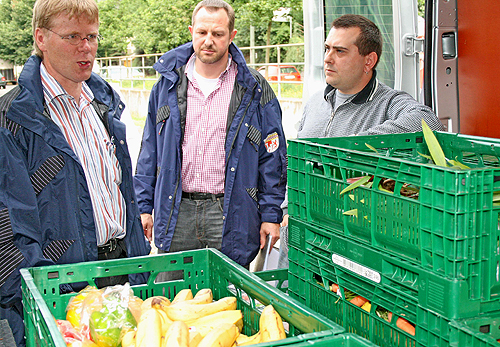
[[404, 35, 424, 56]]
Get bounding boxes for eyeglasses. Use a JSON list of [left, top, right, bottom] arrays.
[[44, 28, 103, 45]]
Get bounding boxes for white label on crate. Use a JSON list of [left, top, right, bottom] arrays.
[[331, 254, 381, 283]]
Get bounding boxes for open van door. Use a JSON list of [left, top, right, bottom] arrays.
[[303, 0, 421, 102], [425, 0, 500, 136]]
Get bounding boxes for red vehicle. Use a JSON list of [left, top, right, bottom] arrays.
[[0, 72, 6, 89], [257, 65, 302, 81]]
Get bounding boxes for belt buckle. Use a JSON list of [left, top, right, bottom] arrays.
[[109, 238, 117, 252]]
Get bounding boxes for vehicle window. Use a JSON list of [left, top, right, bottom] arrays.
[[323, 0, 395, 88]]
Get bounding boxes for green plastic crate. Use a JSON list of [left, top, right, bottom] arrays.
[[449, 313, 500, 346], [283, 333, 377, 346], [287, 132, 500, 306], [20, 248, 344, 347], [286, 246, 419, 346], [290, 216, 500, 320]]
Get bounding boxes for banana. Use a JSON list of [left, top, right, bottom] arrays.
[[136, 308, 162, 347], [189, 331, 203, 347], [162, 320, 189, 347], [166, 297, 237, 322], [171, 289, 194, 304], [152, 296, 172, 310], [185, 288, 213, 305], [259, 305, 286, 343], [234, 332, 261, 346], [156, 307, 174, 335], [188, 310, 243, 336], [141, 296, 171, 314], [197, 323, 239, 347], [121, 330, 136, 347]]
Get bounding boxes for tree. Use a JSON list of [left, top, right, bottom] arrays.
[[131, 0, 197, 54], [232, 0, 303, 65], [0, 0, 36, 65], [97, 0, 142, 57]]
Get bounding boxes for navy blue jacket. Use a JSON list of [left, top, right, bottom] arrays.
[[134, 43, 287, 266], [0, 56, 150, 337]]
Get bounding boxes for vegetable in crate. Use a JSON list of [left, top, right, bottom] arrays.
[[388, 312, 415, 336], [68, 284, 138, 347]]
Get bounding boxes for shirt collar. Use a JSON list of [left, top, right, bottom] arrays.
[[185, 53, 234, 81], [324, 69, 379, 105], [40, 62, 94, 105]]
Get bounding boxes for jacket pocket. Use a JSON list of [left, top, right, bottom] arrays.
[[246, 124, 261, 151], [30, 155, 65, 195]]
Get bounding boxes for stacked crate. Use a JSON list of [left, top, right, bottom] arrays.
[[286, 131, 500, 346], [22, 248, 349, 347]]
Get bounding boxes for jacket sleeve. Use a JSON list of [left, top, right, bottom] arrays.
[[0, 130, 52, 304], [358, 92, 445, 135], [255, 77, 287, 224], [134, 85, 160, 215]]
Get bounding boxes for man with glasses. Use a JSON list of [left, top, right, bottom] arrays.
[[0, 0, 150, 345]]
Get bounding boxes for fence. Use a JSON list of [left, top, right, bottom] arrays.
[[95, 42, 304, 139]]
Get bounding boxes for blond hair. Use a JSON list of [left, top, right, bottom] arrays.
[[32, 0, 99, 57]]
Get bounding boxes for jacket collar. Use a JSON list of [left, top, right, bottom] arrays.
[[324, 70, 379, 105], [154, 42, 255, 87], [12, 55, 118, 150]]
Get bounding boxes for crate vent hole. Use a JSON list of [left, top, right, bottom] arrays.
[[480, 324, 490, 333], [48, 271, 59, 279]]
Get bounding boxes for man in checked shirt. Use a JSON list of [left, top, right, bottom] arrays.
[[0, 0, 150, 345], [134, 0, 287, 272]]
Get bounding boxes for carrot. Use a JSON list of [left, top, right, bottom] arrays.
[[388, 312, 415, 336], [329, 283, 339, 293], [349, 295, 368, 307]]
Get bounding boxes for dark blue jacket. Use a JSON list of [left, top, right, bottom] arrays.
[[134, 43, 287, 266], [0, 56, 150, 345]]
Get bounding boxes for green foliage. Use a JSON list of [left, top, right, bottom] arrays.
[[0, 0, 36, 65], [97, 0, 141, 57], [418, 0, 425, 17], [0, 0, 304, 64]]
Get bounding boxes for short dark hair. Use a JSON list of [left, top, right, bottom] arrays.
[[192, 0, 235, 33], [331, 14, 382, 68]]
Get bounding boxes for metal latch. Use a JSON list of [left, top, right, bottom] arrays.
[[404, 34, 424, 56]]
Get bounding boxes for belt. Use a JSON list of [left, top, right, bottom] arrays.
[[98, 238, 121, 254], [182, 191, 224, 200]]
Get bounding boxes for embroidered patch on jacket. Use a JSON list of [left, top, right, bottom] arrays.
[[264, 132, 279, 153], [0, 208, 24, 288]]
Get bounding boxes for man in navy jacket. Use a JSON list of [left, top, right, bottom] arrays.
[[134, 0, 287, 268], [0, 0, 150, 345]]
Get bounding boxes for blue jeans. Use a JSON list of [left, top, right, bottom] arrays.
[[157, 196, 224, 281]]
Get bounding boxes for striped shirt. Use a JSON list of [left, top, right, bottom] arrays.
[[181, 54, 237, 194], [40, 63, 126, 246]]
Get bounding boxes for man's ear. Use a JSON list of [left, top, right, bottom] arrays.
[[365, 52, 378, 72], [230, 29, 237, 42], [34, 27, 47, 52]]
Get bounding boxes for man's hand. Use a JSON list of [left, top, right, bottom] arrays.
[[141, 213, 154, 241], [259, 222, 280, 254], [281, 214, 289, 227]]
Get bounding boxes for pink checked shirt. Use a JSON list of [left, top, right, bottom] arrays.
[[181, 54, 237, 194]]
